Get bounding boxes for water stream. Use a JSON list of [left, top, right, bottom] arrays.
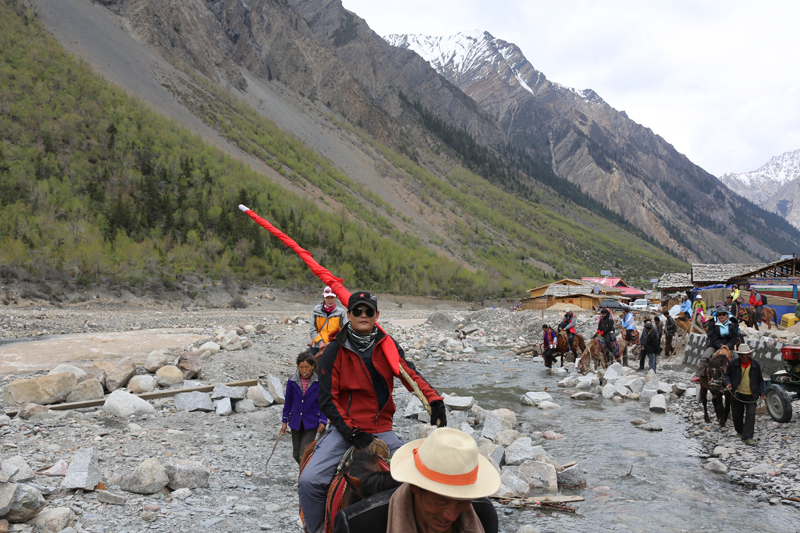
[[416, 351, 800, 532]]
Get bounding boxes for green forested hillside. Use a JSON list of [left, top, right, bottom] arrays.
[[0, 2, 685, 299]]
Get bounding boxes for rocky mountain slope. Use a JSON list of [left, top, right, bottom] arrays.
[[386, 31, 800, 262], [720, 149, 800, 230]]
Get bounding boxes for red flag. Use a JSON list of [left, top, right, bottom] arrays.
[[238, 205, 400, 374]]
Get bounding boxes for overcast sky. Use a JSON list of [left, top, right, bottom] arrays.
[[341, 0, 800, 177]]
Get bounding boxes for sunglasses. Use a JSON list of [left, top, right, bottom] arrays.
[[350, 306, 376, 318]]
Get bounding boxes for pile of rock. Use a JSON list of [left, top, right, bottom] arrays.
[[400, 394, 582, 499], [169, 376, 284, 417]]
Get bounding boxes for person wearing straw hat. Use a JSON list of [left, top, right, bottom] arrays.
[[333, 428, 500, 533], [724, 343, 765, 445]]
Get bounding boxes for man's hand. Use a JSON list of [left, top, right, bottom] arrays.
[[349, 429, 375, 449], [318, 423, 326, 433], [429, 400, 447, 428]]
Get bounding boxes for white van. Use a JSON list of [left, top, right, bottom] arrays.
[[630, 299, 648, 310]]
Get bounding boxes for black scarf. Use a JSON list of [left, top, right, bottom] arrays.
[[346, 322, 378, 352]]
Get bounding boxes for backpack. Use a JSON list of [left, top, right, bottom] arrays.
[[761, 294, 768, 305]]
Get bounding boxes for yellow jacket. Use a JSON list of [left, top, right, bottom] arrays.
[[309, 303, 347, 347]]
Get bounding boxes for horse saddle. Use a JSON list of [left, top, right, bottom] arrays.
[[599, 338, 619, 359]]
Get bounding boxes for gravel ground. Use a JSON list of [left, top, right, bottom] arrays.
[[0, 297, 798, 532]]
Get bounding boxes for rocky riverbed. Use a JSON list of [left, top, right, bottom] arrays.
[[0, 299, 798, 532]]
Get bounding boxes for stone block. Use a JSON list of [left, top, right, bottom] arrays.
[[102, 390, 156, 417], [517, 460, 557, 491], [127, 375, 156, 394], [105, 357, 137, 392], [556, 464, 586, 488], [62, 448, 102, 490], [173, 391, 214, 412], [0, 482, 16, 516], [198, 341, 221, 355], [520, 392, 553, 406], [649, 394, 667, 413], [211, 384, 247, 401], [0, 456, 34, 482], [6, 483, 45, 522], [2, 372, 77, 406], [144, 350, 172, 373], [234, 399, 256, 413], [155, 365, 184, 387], [121, 458, 169, 494], [97, 490, 126, 505], [214, 398, 233, 416], [164, 459, 210, 489], [177, 352, 202, 379], [537, 401, 561, 410], [504, 437, 535, 466], [246, 384, 274, 407], [67, 379, 105, 403], [263, 375, 285, 404], [17, 403, 49, 420], [33, 507, 75, 532], [500, 470, 530, 498], [443, 394, 474, 410], [49, 364, 87, 383]]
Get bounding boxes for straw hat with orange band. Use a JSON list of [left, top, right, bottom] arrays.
[[390, 428, 501, 500]]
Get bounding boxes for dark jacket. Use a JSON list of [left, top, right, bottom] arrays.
[[665, 315, 677, 336], [332, 486, 498, 533], [641, 327, 660, 354], [706, 317, 740, 350], [724, 357, 765, 397], [281, 371, 327, 431], [597, 315, 614, 335], [559, 313, 576, 333], [318, 328, 442, 435]]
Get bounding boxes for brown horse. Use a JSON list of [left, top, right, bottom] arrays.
[[578, 337, 628, 374], [299, 438, 396, 533], [554, 330, 585, 365], [741, 306, 776, 330], [698, 346, 732, 426]]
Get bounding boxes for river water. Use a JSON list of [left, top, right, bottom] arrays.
[[417, 352, 800, 532]]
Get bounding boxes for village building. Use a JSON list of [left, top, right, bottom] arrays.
[[580, 277, 648, 301], [519, 279, 622, 311]]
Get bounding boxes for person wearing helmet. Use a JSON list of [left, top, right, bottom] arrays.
[[596, 308, 617, 361], [557, 309, 578, 358]]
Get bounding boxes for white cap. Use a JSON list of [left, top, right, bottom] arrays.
[[323, 286, 335, 297], [565, 308, 571, 313], [696, 295, 702, 299]]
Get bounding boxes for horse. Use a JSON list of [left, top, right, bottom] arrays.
[[741, 306, 776, 330], [578, 337, 628, 374], [698, 346, 732, 426], [299, 438, 397, 533], [554, 330, 585, 365]]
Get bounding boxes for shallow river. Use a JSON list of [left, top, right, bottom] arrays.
[[417, 352, 800, 532]]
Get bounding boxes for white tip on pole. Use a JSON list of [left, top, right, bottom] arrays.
[[238, 204, 249, 212]]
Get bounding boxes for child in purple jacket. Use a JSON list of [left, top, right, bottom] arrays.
[[281, 350, 328, 464]]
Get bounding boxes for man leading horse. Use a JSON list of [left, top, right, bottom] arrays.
[[557, 309, 580, 359], [300, 291, 446, 533]]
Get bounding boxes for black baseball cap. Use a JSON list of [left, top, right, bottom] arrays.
[[348, 290, 378, 311]]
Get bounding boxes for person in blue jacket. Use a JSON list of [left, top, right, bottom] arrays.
[[281, 350, 328, 465], [680, 295, 692, 318]]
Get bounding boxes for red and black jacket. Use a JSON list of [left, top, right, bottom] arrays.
[[318, 327, 442, 435]]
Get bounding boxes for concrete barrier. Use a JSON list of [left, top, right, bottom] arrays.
[[682, 332, 799, 376]]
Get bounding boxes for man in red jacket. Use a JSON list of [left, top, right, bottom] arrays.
[[299, 291, 446, 533]]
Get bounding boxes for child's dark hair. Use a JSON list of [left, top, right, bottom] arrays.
[[297, 349, 317, 367], [542, 324, 550, 329]]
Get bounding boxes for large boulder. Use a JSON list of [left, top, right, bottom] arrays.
[[0, 482, 16, 516], [6, 483, 46, 522], [83, 367, 107, 389], [211, 384, 247, 401], [143, 350, 172, 373], [504, 437, 535, 466], [518, 460, 558, 491], [155, 366, 185, 387], [62, 448, 103, 490], [173, 391, 214, 412], [66, 379, 105, 403], [530, 446, 562, 471], [126, 375, 156, 394], [263, 375, 285, 404], [120, 458, 169, 494], [163, 459, 210, 489], [2, 372, 77, 406], [0, 456, 34, 482], [521, 392, 553, 406], [649, 394, 667, 413], [102, 390, 156, 417], [500, 470, 530, 498], [477, 443, 505, 465], [105, 357, 137, 392], [49, 364, 87, 383], [494, 429, 524, 447], [177, 352, 202, 379], [556, 464, 587, 488], [246, 384, 274, 407], [33, 507, 76, 532], [443, 394, 474, 411]]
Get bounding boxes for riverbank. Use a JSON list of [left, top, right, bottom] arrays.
[[0, 300, 798, 532]]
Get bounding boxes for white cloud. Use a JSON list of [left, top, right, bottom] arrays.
[[341, 0, 800, 176]]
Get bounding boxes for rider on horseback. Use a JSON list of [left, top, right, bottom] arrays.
[[621, 309, 636, 342], [692, 306, 739, 383], [596, 308, 617, 361], [300, 291, 447, 533], [557, 309, 579, 358]]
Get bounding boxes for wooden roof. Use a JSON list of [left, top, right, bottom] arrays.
[[528, 278, 586, 293], [657, 272, 692, 289], [692, 256, 799, 283]]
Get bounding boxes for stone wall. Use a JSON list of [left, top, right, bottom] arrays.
[[681, 331, 799, 376]]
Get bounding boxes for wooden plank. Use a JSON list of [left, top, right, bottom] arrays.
[[560, 461, 577, 469], [526, 495, 584, 503], [5, 379, 258, 417]]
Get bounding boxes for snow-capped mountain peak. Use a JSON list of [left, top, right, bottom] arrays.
[[719, 148, 800, 187]]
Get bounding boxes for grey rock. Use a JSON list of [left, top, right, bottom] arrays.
[[556, 464, 587, 488], [1, 456, 34, 482], [500, 470, 530, 498], [516, 526, 541, 533], [747, 463, 772, 475], [704, 459, 728, 474], [517, 460, 558, 491], [0, 482, 17, 516], [446, 409, 468, 428], [530, 446, 562, 471], [494, 429, 524, 447], [601, 383, 616, 399], [443, 394, 474, 410], [630, 418, 648, 426], [16, 403, 49, 420], [478, 443, 505, 466], [126, 375, 156, 394], [402, 395, 424, 417], [102, 390, 156, 417], [174, 391, 214, 412], [164, 460, 210, 489], [96, 490, 126, 505], [638, 423, 663, 431], [626, 377, 645, 394], [234, 399, 256, 413], [120, 458, 169, 494], [504, 437, 535, 466], [66, 379, 105, 403], [155, 365, 184, 387], [211, 384, 247, 400], [105, 357, 137, 392], [672, 383, 688, 397], [198, 341, 221, 355], [62, 448, 102, 490], [520, 392, 553, 406], [49, 364, 87, 383], [570, 391, 595, 400], [214, 397, 233, 416], [7, 482, 46, 522], [640, 389, 658, 404], [172, 488, 191, 500], [33, 507, 76, 532], [263, 375, 286, 404], [144, 350, 172, 373], [537, 400, 561, 410], [246, 384, 274, 407], [2, 372, 77, 406], [649, 394, 667, 413]]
